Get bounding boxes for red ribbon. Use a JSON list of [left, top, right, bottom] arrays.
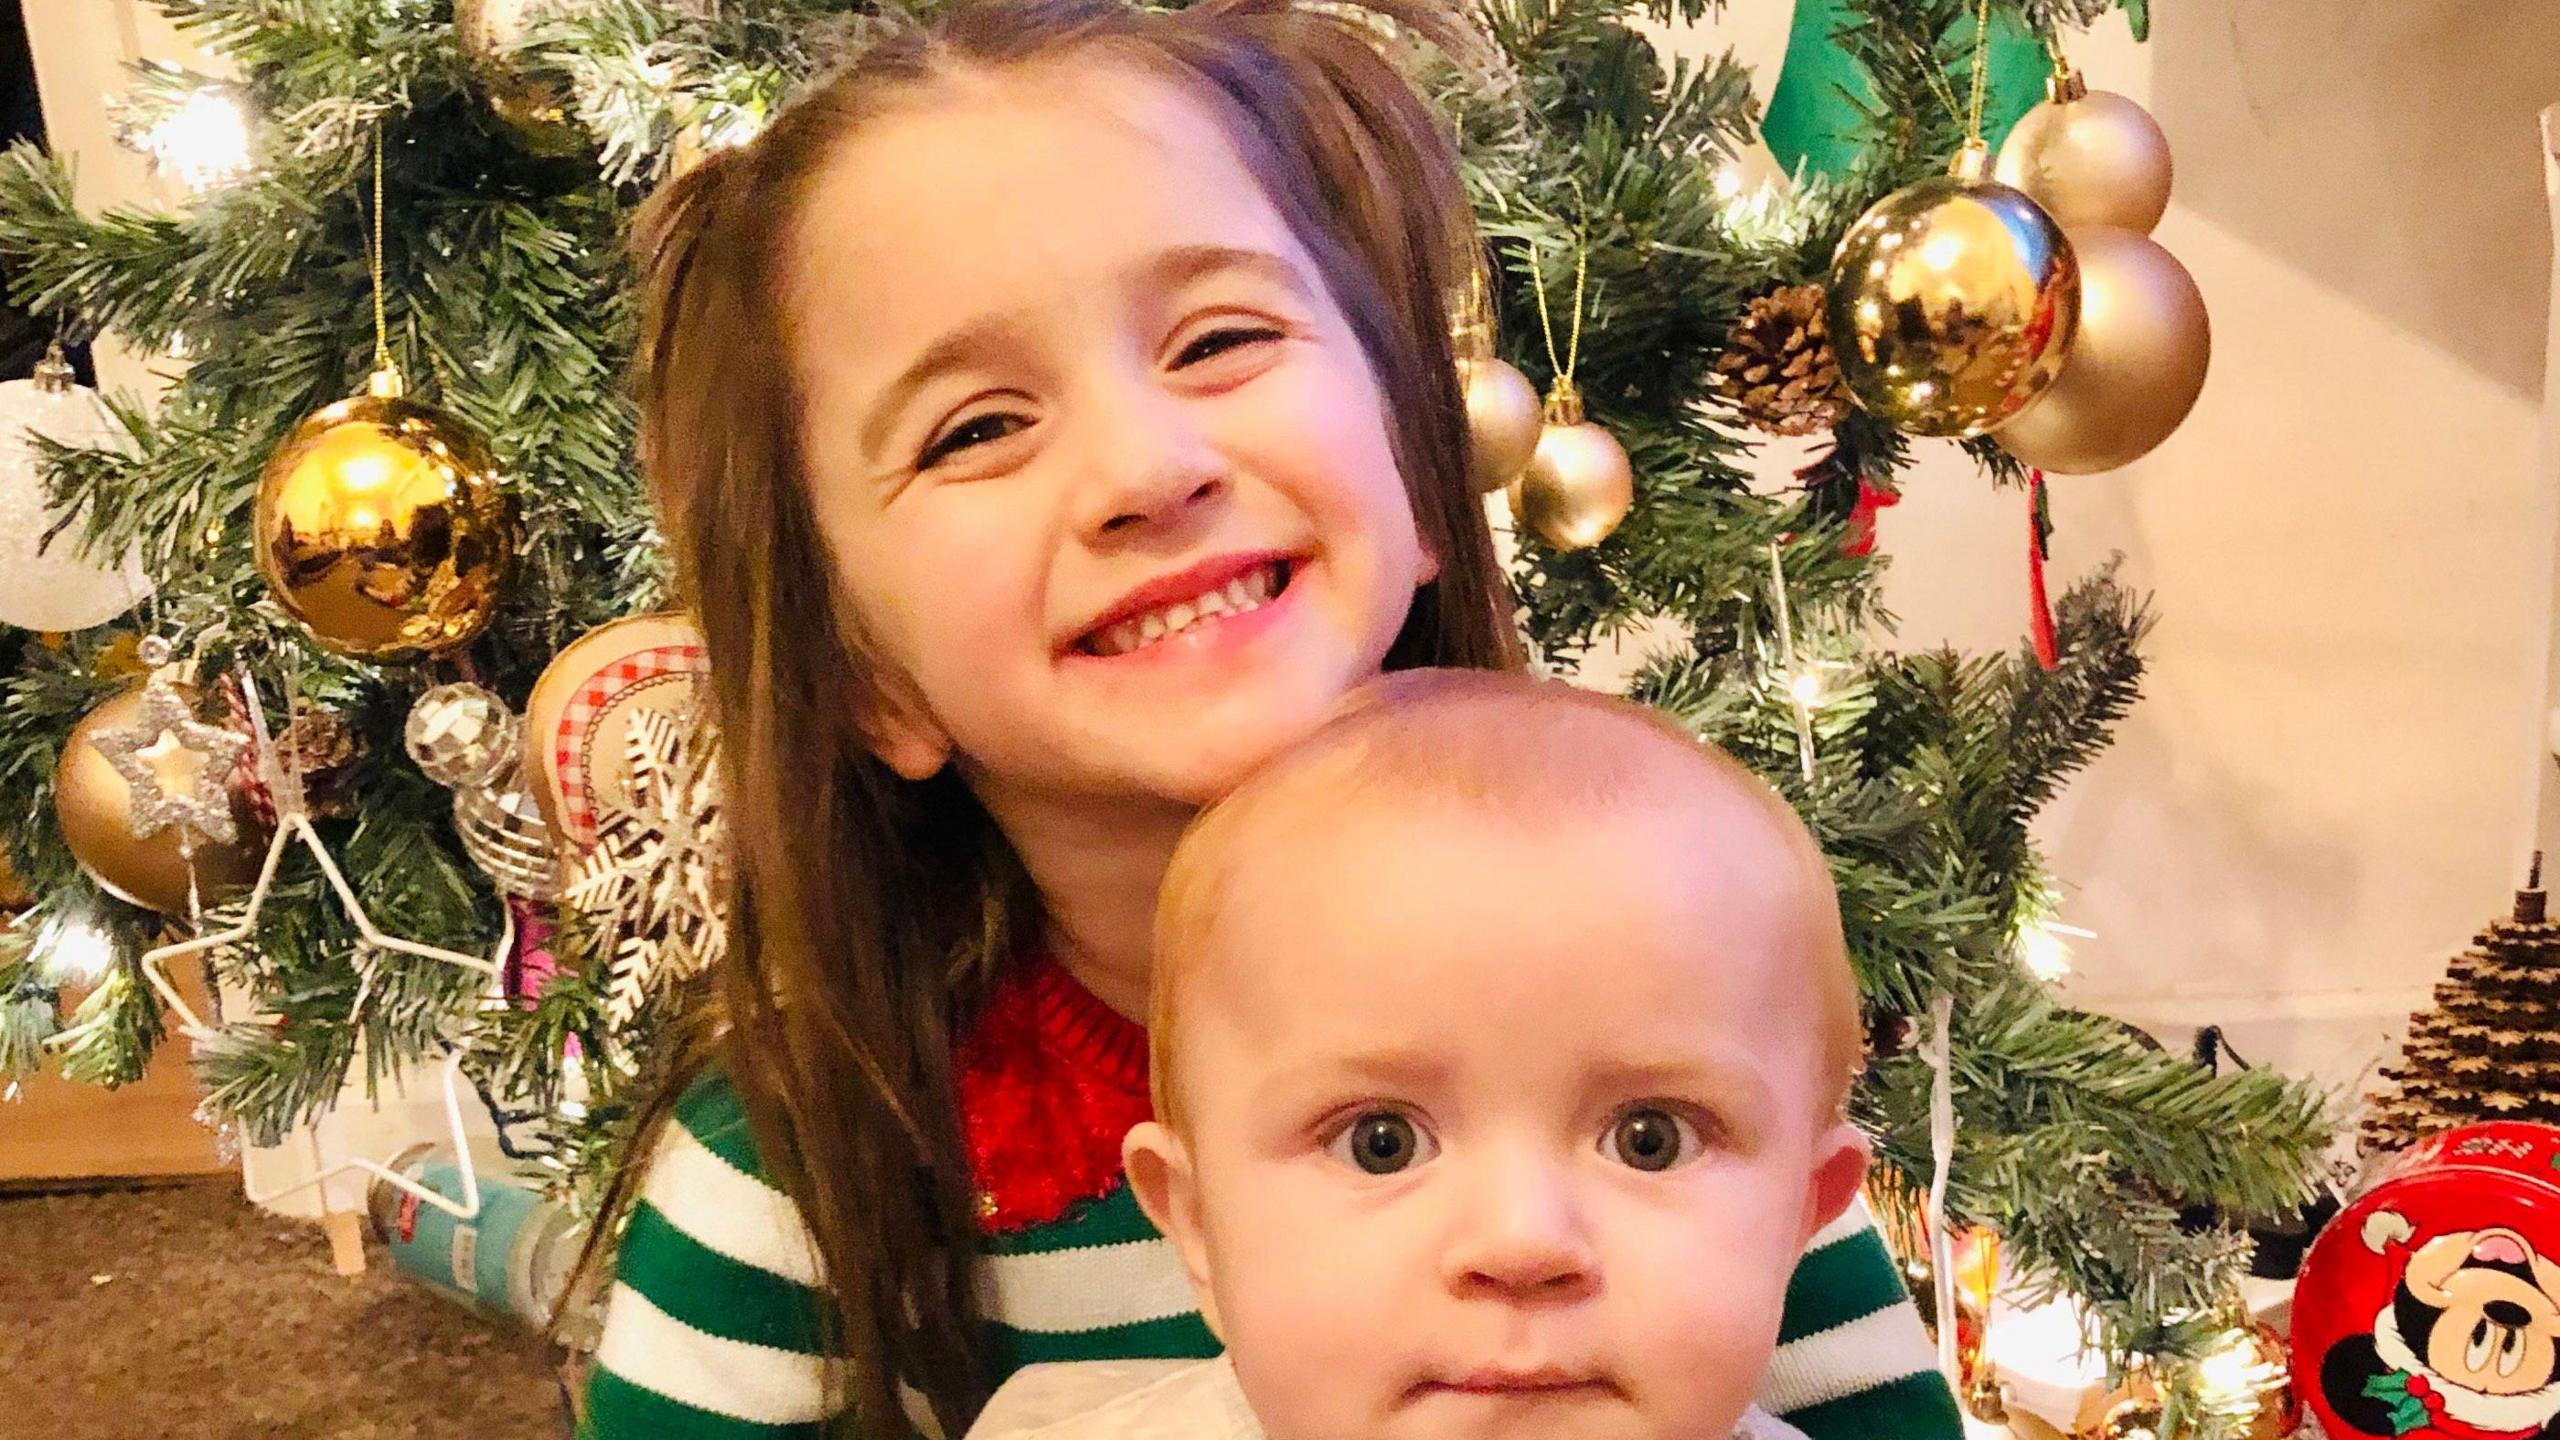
[[2027, 469, 2058, 671]]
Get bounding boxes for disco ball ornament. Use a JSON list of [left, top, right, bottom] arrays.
[[405, 682, 520, 789], [254, 368, 519, 663], [1826, 143, 2080, 438]]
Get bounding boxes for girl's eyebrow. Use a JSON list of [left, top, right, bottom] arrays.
[[856, 243, 1311, 462]]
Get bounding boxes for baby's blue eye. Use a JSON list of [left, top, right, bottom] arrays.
[[1606, 1106, 1700, 1172], [1327, 1110, 1436, 1175]]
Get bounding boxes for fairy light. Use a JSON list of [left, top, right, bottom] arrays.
[[139, 87, 253, 191], [1714, 162, 1745, 199], [43, 914, 117, 986], [2019, 917, 2095, 982]]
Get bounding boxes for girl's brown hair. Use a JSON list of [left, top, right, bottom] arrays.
[[579, 3, 1522, 1436]]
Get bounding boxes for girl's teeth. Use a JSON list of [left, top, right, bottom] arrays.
[[1088, 562, 1286, 658]]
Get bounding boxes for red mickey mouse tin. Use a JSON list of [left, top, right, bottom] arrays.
[[2293, 1122, 2560, 1440]]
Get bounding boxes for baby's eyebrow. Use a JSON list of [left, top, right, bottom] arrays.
[[856, 243, 1312, 464]]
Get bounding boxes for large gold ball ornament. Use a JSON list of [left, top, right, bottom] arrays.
[[1995, 226, 2208, 474], [255, 374, 519, 663], [1514, 383, 1634, 551], [1995, 70, 2174, 235], [455, 0, 588, 157], [1826, 146, 2080, 438], [1459, 355, 1544, 493], [56, 688, 267, 914]]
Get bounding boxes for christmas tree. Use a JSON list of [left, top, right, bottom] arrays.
[[0, 0, 2329, 1427], [2363, 854, 2560, 1150]]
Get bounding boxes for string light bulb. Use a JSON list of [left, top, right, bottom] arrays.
[[41, 914, 117, 987], [138, 86, 253, 191], [2018, 917, 2095, 982]]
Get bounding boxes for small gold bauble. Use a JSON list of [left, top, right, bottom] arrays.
[[1515, 383, 1634, 551], [1996, 226, 2208, 474], [1827, 144, 2080, 438], [1459, 355, 1544, 492], [57, 687, 267, 914], [254, 371, 519, 663], [1995, 70, 2174, 235], [454, 0, 588, 157], [2084, 1396, 2165, 1440]]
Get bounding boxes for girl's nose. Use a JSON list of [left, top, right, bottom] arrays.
[[1441, 1159, 1601, 1303], [1075, 380, 1228, 541]]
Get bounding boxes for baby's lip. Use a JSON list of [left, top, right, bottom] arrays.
[[1420, 1364, 1613, 1394]]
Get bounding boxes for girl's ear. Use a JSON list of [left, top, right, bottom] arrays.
[[860, 686, 954, 781], [1122, 1121, 1223, 1340], [1799, 1121, 1874, 1252]]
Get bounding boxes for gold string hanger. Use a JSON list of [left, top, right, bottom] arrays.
[[1526, 178, 1590, 421]]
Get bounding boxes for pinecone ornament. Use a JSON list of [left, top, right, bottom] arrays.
[[1712, 283, 1852, 437]]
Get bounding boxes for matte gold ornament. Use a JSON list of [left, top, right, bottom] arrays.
[[57, 686, 266, 913], [254, 367, 519, 662], [455, 0, 588, 157], [1995, 226, 2208, 474], [1995, 66, 2174, 236], [1450, 273, 1543, 493], [1826, 142, 2080, 438], [1459, 355, 1544, 493], [1514, 379, 1634, 551]]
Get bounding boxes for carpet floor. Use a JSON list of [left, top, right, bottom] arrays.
[[1, 1177, 570, 1438]]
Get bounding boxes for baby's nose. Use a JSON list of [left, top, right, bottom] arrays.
[[1443, 1165, 1601, 1300]]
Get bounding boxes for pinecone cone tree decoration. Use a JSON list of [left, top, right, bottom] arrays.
[[2362, 853, 2560, 1152], [1711, 283, 1852, 437]]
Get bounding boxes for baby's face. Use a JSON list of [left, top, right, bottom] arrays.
[[1133, 799, 1865, 1440]]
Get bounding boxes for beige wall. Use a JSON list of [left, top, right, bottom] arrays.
[[1644, 4, 2560, 1101]]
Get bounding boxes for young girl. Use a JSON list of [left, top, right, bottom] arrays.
[[578, 2, 1956, 1438]]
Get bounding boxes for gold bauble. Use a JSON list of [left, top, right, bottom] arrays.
[[2084, 1397, 2165, 1440], [1996, 226, 2208, 474], [1459, 355, 1544, 492], [1995, 70, 2174, 235], [1827, 145, 2080, 438], [1514, 383, 1634, 551], [455, 0, 588, 157], [56, 688, 267, 914], [255, 372, 519, 662]]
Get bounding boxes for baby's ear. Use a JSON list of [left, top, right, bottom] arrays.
[[1122, 1121, 1223, 1340], [1800, 1121, 1874, 1251]]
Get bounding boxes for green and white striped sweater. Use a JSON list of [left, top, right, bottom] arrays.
[[580, 1076, 1960, 1440]]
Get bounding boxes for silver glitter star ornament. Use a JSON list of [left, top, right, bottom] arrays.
[[88, 642, 250, 846]]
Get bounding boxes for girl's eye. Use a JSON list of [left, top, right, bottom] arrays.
[[1175, 325, 1284, 368], [1605, 1106, 1703, 1173], [1326, 1110, 1437, 1175], [918, 412, 1027, 469]]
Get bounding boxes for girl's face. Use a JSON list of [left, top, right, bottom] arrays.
[[790, 64, 1438, 808]]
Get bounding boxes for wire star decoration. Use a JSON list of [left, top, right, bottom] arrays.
[[89, 675, 250, 845]]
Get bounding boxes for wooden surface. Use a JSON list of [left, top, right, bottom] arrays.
[[0, 969, 225, 1183]]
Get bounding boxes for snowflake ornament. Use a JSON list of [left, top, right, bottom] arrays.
[[561, 705, 726, 1033]]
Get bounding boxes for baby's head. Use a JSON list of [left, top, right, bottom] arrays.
[[1124, 669, 1870, 1440]]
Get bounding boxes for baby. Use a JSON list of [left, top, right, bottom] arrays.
[[967, 668, 1874, 1440]]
